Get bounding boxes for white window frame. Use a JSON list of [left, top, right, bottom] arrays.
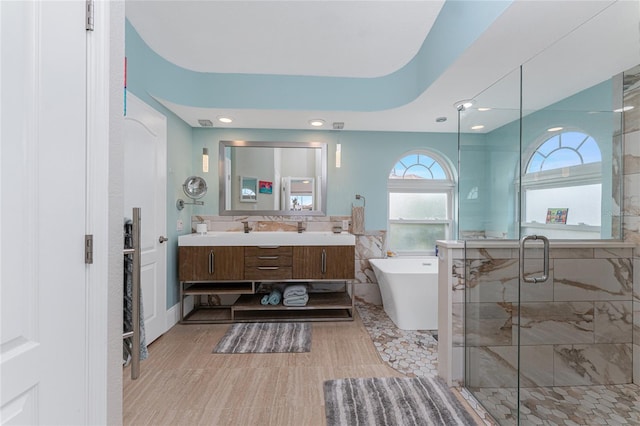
[[519, 129, 602, 233], [387, 151, 455, 255]]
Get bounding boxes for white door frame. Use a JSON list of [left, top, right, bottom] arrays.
[[86, 1, 125, 424]]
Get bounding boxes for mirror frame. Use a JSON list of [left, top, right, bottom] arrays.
[[218, 140, 328, 216]]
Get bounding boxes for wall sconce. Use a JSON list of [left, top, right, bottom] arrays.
[[202, 147, 209, 173], [336, 143, 341, 168]]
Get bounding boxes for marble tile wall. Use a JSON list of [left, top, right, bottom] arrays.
[[621, 65, 640, 384], [456, 247, 634, 388], [192, 215, 386, 305]]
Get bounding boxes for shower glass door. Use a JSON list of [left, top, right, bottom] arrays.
[[460, 66, 523, 423], [461, 19, 629, 425]]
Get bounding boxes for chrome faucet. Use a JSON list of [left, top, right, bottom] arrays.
[[242, 221, 252, 233], [297, 221, 305, 233]]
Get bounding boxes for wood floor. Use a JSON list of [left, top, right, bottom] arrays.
[[123, 311, 479, 425]]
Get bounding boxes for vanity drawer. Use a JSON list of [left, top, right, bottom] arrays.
[[244, 266, 292, 280], [244, 255, 292, 267], [245, 246, 292, 257]]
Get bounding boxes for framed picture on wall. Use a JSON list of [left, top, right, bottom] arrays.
[[546, 208, 568, 224], [259, 180, 273, 194]]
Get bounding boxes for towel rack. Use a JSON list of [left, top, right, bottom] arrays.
[[123, 207, 141, 380], [354, 194, 366, 207]]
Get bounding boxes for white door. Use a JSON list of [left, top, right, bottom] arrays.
[[1, 1, 90, 423], [123, 93, 167, 344]]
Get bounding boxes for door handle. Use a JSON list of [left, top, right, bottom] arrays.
[[158, 236, 168, 243], [520, 235, 549, 283]]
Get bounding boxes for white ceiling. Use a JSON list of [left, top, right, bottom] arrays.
[[126, 0, 640, 133]]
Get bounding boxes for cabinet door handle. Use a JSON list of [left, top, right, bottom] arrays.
[[209, 250, 215, 275], [258, 256, 279, 260], [321, 249, 327, 274], [257, 266, 279, 270]]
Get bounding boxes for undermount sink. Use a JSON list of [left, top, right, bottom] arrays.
[[178, 231, 356, 246]]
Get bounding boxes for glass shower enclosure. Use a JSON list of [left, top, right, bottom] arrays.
[[458, 3, 637, 422]]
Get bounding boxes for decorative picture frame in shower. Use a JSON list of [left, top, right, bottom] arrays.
[[546, 208, 568, 224], [240, 176, 258, 202]]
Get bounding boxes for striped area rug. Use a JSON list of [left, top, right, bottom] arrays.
[[213, 322, 311, 353], [324, 376, 479, 426]]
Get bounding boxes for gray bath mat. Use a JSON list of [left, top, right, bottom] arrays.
[[213, 322, 311, 353], [323, 376, 479, 426]]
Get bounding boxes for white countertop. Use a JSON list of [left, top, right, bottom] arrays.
[[179, 231, 356, 246]]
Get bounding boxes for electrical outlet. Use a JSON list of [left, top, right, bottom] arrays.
[[342, 219, 349, 230], [177, 219, 184, 231]]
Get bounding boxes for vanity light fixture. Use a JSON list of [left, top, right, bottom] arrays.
[[309, 119, 325, 127], [202, 148, 209, 173], [336, 143, 341, 168], [547, 126, 563, 132], [471, 125, 485, 130], [217, 116, 233, 124]]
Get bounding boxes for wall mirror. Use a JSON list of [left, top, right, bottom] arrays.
[[219, 140, 327, 216]]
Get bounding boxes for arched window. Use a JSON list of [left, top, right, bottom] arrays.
[[387, 151, 455, 254], [522, 130, 602, 233]]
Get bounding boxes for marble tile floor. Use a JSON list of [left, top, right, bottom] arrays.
[[473, 384, 640, 425], [356, 302, 640, 426], [356, 302, 497, 425]]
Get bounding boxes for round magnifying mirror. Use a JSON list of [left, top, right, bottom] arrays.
[[183, 176, 207, 200]]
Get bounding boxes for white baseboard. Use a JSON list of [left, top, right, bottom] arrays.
[[165, 296, 195, 331], [166, 302, 180, 329]]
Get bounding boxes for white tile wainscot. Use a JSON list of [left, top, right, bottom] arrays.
[[436, 240, 635, 388]]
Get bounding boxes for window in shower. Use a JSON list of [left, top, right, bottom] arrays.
[[387, 151, 454, 254], [521, 130, 602, 237]]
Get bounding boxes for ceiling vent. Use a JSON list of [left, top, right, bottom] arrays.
[[198, 119, 213, 127], [332, 122, 344, 130]]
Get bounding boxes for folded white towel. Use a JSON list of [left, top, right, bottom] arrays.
[[283, 294, 309, 306], [283, 284, 307, 298]]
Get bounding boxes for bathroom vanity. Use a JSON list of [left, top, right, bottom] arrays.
[[178, 232, 355, 323]]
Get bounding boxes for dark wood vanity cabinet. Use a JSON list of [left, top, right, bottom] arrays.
[[178, 246, 244, 281], [292, 246, 355, 280], [178, 243, 355, 323]]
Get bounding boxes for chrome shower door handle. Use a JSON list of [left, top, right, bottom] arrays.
[[520, 234, 549, 283]]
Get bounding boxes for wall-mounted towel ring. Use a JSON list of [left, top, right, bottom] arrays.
[[355, 194, 366, 207]]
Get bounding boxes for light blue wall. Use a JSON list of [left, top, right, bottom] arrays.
[[460, 77, 619, 239], [192, 128, 459, 230]]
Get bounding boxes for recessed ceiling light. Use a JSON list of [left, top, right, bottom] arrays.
[[217, 116, 233, 124], [454, 99, 475, 111], [435, 117, 447, 123], [547, 126, 563, 132], [309, 119, 325, 127], [613, 105, 634, 113], [471, 125, 484, 130], [477, 107, 492, 112]]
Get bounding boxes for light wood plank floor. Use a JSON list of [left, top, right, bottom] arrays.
[[123, 311, 479, 425]]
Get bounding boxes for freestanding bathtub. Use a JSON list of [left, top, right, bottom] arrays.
[[369, 257, 438, 330]]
